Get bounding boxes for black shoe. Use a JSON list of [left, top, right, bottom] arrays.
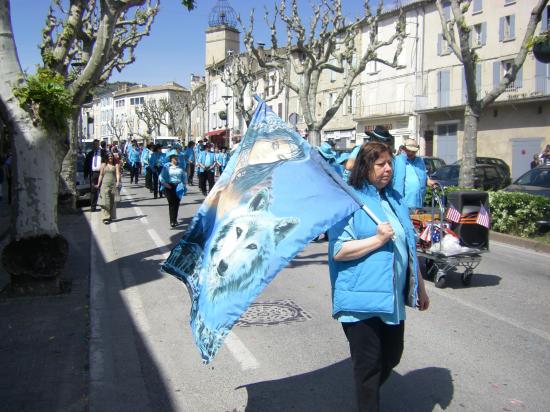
[[154, 195, 158, 199], [170, 222, 176, 228], [91, 207, 97, 212], [202, 192, 207, 196]]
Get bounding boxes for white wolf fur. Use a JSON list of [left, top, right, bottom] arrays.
[[205, 188, 299, 302]]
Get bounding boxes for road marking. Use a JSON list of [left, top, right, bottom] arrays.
[[225, 332, 259, 371], [147, 228, 170, 258], [120, 267, 151, 333], [427, 284, 550, 342]]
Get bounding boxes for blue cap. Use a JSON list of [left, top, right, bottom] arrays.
[[166, 149, 178, 160]]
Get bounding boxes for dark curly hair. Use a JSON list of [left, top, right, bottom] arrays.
[[348, 142, 393, 190]]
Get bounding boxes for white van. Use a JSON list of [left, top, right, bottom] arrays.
[[153, 136, 181, 153]]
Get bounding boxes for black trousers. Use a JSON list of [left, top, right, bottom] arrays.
[[164, 186, 180, 225], [90, 171, 101, 210], [342, 318, 404, 412], [152, 172, 162, 198], [145, 168, 152, 190], [198, 170, 215, 195], [130, 162, 141, 183], [187, 163, 195, 184]]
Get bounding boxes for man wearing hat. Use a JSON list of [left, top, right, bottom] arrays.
[[393, 138, 434, 209], [318, 141, 342, 175], [345, 125, 396, 173]]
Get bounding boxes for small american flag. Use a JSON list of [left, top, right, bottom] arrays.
[[476, 203, 491, 228], [420, 224, 432, 242], [446, 203, 462, 223]]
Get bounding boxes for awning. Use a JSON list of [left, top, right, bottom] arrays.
[[204, 129, 227, 137]]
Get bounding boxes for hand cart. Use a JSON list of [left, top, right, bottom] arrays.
[[411, 184, 487, 288]]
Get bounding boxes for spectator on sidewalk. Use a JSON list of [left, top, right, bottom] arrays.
[[84, 139, 107, 212], [96, 152, 121, 224], [160, 150, 187, 228]]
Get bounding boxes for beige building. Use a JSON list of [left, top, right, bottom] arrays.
[[80, 82, 189, 145], [416, 0, 550, 179], [195, 0, 550, 179]]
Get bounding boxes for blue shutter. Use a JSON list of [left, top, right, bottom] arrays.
[[443, 2, 451, 20], [514, 66, 522, 88], [493, 61, 501, 88], [542, 6, 548, 31], [499, 17, 504, 42], [438, 70, 450, 107], [481, 22, 487, 45], [509, 15, 515, 40], [535, 61, 549, 94], [437, 34, 442, 56], [476, 63, 482, 95], [473, 0, 482, 13]]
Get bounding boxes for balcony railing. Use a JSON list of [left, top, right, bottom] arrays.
[[359, 100, 414, 118]]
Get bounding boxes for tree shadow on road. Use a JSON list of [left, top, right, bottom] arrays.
[[239, 359, 453, 412]]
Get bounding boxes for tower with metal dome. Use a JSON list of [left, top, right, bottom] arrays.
[[205, 0, 240, 68]]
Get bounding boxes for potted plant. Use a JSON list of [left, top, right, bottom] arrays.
[[529, 31, 550, 63], [218, 110, 227, 121]]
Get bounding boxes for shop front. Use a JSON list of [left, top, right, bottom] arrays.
[[204, 129, 229, 148]]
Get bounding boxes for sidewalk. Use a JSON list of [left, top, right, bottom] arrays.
[[0, 211, 90, 412]]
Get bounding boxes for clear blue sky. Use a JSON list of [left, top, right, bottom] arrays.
[[11, 0, 382, 88]]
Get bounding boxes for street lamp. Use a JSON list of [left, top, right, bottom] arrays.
[[221, 95, 232, 129]]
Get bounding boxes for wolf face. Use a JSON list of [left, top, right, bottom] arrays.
[[205, 188, 299, 302]]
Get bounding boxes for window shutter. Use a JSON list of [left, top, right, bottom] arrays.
[[437, 34, 442, 56], [476, 63, 482, 95], [493, 61, 501, 88], [443, 2, 451, 20], [542, 6, 548, 31], [535, 61, 549, 94], [499, 17, 504, 42], [473, 0, 482, 13], [352, 90, 357, 115], [509, 15, 515, 39], [480, 22, 487, 45], [438, 70, 450, 107], [514, 66, 522, 88]]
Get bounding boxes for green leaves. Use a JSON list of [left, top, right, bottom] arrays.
[[13, 68, 73, 132], [181, 0, 196, 11]]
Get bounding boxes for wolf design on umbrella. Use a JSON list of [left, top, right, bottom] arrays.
[[205, 188, 299, 303]]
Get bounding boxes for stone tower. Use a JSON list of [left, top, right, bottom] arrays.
[[205, 0, 240, 68]]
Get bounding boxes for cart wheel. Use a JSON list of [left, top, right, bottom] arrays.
[[461, 270, 473, 287], [435, 270, 447, 288]]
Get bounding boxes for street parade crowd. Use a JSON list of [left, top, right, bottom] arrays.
[[83, 138, 231, 227]]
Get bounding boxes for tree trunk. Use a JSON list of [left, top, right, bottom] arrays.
[[59, 112, 78, 211], [459, 105, 480, 188], [308, 129, 321, 147], [0, 0, 68, 294]]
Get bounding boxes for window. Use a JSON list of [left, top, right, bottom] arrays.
[[472, 23, 487, 47], [268, 73, 276, 96], [473, 0, 483, 14], [499, 15, 515, 42], [494, 59, 523, 91], [437, 70, 450, 107], [329, 58, 337, 82], [345, 92, 353, 115], [277, 102, 283, 118], [115, 99, 125, 108], [130, 97, 144, 105], [437, 34, 452, 56], [366, 60, 378, 74], [442, 1, 451, 21]]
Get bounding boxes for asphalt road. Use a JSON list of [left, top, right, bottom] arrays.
[[88, 176, 550, 412]]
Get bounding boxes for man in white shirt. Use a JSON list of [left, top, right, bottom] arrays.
[[84, 139, 106, 211]]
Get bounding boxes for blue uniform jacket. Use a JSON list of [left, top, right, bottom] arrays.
[[128, 147, 141, 166], [328, 183, 419, 317], [392, 153, 427, 208], [148, 152, 165, 173]]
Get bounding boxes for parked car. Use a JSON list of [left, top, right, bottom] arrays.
[[421, 156, 446, 175], [503, 165, 550, 198], [76, 155, 91, 204], [430, 164, 508, 190], [454, 157, 511, 186]]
